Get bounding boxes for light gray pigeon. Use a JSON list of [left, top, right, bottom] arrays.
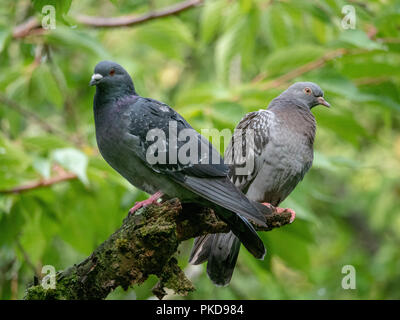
[[189, 82, 330, 286], [90, 60, 268, 260]]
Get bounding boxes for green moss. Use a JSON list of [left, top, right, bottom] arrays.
[[24, 200, 193, 300], [115, 238, 130, 252], [25, 268, 83, 300], [158, 258, 195, 296], [25, 285, 58, 300]]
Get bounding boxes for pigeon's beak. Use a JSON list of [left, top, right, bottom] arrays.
[[317, 96, 330, 108], [89, 73, 103, 86]]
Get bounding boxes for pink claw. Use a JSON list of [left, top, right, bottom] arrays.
[[129, 191, 164, 215], [286, 208, 296, 223], [262, 202, 296, 223]]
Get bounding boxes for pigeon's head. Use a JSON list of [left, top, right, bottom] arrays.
[[90, 61, 136, 95], [282, 82, 330, 109]]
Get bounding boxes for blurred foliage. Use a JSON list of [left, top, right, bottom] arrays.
[[0, 0, 400, 300]]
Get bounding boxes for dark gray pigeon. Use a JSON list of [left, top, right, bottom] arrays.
[[90, 60, 268, 260], [189, 82, 330, 286]]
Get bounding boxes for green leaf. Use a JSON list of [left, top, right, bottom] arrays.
[[215, 12, 258, 82], [211, 101, 246, 126], [0, 195, 14, 215], [261, 4, 291, 49], [281, 198, 318, 223], [315, 110, 369, 146], [46, 26, 110, 58], [51, 148, 88, 185], [263, 45, 326, 78], [0, 29, 10, 53], [33, 157, 51, 179], [0, 135, 32, 189], [338, 30, 386, 50], [134, 18, 194, 60], [22, 135, 71, 152], [263, 227, 311, 272], [200, 0, 225, 43], [29, 64, 63, 108], [19, 206, 47, 264], [32, 0, 72, 20], [0, 200, 26, 245]]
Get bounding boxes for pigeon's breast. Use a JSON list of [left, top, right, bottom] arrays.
[[96, 130, 133, 175], [246, 113, 314, 205], [94, 107, 150, 190], [271, 119, 314, 172]]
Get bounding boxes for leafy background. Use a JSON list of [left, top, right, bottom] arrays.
[[0, 0, 400, 300]]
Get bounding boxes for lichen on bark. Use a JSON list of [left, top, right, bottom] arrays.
[[24, 198, 291, 300]]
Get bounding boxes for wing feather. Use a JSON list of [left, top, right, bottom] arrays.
[[125, 97, 266, 225], [127, 97, 229, 177], [224, 110, 274, 192]]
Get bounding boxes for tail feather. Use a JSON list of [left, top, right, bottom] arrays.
[[207, 232, 241, 286], [190, 232, 241, 286], [182, 176, 266, 226], [179, 176, 266, 259], [212, 206, 265, 259], [189, 234, 214, 265]]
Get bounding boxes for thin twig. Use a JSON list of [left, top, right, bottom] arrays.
[[76, 0, 203, 27], [13, 16, 41, 39], [12, 0, 203, 38], [255, 48, 348, 90], [0, 172, 77, 194], [354, 77, 390, 86]]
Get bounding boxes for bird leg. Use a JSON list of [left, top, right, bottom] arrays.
[[262, 203, 296, 223], [129, 191, 164, 215]]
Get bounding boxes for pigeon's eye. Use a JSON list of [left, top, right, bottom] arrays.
[[109, 69, 115, 76], [304, 87, 312, 95]]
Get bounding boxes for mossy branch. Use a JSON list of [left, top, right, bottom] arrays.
[[24, 199, 292, 300]]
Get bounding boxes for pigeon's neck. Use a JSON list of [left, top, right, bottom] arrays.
[[269, 98, 316, 145], [94, 84, 136, 110], [269, 97, 313, 115]]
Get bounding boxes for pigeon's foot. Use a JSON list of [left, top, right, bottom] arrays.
[[129, 191, 164, 215], [261, 203, 296, 223], [276, 207, 296, 224]]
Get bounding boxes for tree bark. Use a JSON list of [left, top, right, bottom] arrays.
[[24, 199, 292, 300]]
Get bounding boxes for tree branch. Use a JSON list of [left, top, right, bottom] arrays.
[[0, 171, 77, 194], [13, 16, 42, 39], [76, 0, 203, 28], [12, 0, 203, 39], [24, 199, 292, 300], [254, 49, 348, 90]]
